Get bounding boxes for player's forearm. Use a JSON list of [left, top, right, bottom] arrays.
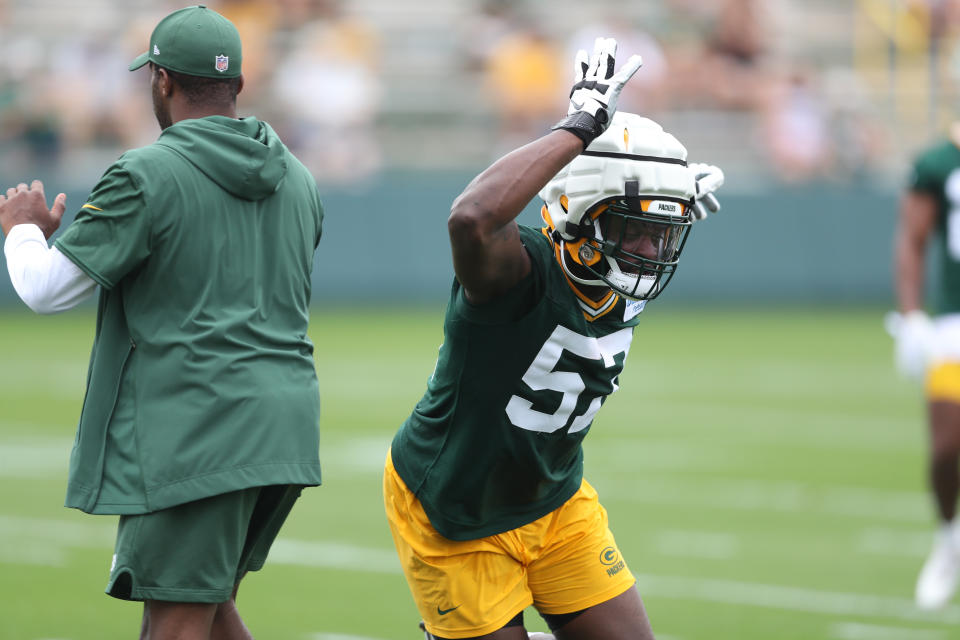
[[895, 235, 925, 313], [4, 224, 97, 313], [895, 191, 937, 313]]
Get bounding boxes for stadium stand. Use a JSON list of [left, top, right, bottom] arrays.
[[0, 0, 955, 188]]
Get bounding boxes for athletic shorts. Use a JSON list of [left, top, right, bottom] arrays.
[[927, 362, 960, 403], [106, 484, 303, 603], [926, 315, 960, 402], [383, 453, 635, 639]]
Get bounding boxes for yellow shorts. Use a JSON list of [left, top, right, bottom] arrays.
[[383, 453, 636, 639], [927, 362, 960, 403]]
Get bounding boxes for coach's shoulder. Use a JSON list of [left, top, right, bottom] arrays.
[[108, 143, 179, 180]]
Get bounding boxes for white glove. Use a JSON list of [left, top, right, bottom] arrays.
[[885, 310, 936, 381], [551, 37, 643, 148], [690, 163, 724, 222]]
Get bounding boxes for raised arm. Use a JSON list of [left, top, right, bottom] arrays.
[[448, 131, 582, 303], [448, 37, 643, 304]]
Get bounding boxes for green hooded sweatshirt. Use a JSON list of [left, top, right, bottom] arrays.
[[55, 116, 324, 514]]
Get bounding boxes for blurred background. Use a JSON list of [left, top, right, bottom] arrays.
[[3, 2, 960, 640], [0, 0, 953, 304]]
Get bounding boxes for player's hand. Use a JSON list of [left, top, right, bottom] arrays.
[[690, 163, 724, 222], [0, 180, 66, 239], [551, 37, 643, 148], [886, 310, 936, 381]]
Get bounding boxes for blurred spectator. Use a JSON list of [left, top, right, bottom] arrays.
[[0, 3, 59, 166], [758, 67, 832, 182], [119, 12, 171, 148], [270, 0, 383, 184], [461, 0, 516, 74], [481, 17, 565, 156], [822, 67, 888, 181], [216, 0, 281, 93], [273, 0, 327, 29], [45, 26, 141, 150], [666, 0, 775, 111], [706, 0, 767, 64], [702, 0, 769, 109], [0, 1, 933, 184], [917, 0, 960, 40]]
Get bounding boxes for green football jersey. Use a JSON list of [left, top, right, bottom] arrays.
[[54, 116, 324, 514], [391, 225, 645, 541], [909, 138, 960, 314]]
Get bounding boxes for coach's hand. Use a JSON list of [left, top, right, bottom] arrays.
[[551, 37, 643, 148], [690, 163, 725, 222], [0, 180, 66, 239]]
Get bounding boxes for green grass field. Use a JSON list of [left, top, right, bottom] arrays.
[[0, 304, 954, 640]]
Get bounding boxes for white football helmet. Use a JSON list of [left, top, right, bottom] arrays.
[[539, 112, 697, 301]]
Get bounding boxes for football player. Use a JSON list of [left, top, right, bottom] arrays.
[[383, 37, 724, 639], [892, 121, 960, 610]]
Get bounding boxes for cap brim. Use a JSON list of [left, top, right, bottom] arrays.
[[129, 52, 150, 71]]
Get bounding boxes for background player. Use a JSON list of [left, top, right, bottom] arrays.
[[384, 38, 724, 639], [892, 121, 960, 610]]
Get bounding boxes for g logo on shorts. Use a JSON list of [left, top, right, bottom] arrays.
[[599, 546, 620, 566]]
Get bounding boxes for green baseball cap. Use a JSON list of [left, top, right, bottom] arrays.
[[129, 5, 242, 79]]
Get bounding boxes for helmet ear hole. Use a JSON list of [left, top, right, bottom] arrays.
[[560, 194, 569, 213], [569, 238, 602, 266]]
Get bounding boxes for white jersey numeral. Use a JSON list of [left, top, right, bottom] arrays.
[[506, 325, 633, 434], [945, 169, 960, 260]]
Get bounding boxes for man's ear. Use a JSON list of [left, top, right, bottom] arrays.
[[236, 73, 244, 97], [155, 67, 172, 97]]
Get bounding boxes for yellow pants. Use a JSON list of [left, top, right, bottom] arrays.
[[383, 453, 636, 638]]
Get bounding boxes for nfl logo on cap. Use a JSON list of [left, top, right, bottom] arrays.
[[215, 55, 229, 72]]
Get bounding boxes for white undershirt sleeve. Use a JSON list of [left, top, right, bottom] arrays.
[[4, 224, 98, 314]]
